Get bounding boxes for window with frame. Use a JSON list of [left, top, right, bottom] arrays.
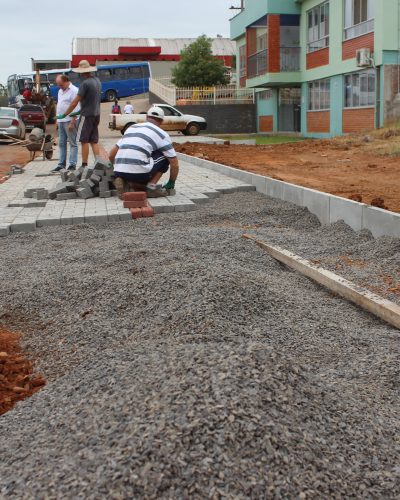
[[344, 69, 375, 108], [307, 2, 330, 52], [128, 67, 143, 78], [344, 0, 374, 39], [239, 45, 246, 78], [308, 78, 330, 110]]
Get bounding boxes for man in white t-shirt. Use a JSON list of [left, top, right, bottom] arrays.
[[124, 101, 134, 114], [52, 74, 81, 172], [109, 106, 179, 198]]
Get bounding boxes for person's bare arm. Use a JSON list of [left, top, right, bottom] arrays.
[[109, 145, 119, 163], [64, 95, 81, 117], [168, 157, 179, 182]]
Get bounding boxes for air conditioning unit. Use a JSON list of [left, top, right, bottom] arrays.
[[356, 48, 372, 67]]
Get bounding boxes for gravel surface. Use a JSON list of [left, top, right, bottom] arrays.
[[0, 191, 399, 498]]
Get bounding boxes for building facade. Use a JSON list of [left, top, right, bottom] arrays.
[[72, 38, 236, 79], [231, 0, 400, 137]]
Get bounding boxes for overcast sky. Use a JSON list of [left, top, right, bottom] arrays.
[[0, 0, 234, 84]]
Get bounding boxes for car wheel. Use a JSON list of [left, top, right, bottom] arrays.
[[106, 90, 117, 102], [185, 122, 201, 136], [122, 123, 135, 135]]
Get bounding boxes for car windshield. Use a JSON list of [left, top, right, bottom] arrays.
[[0, 108, 16, 117], [20, 105, 42, 112]]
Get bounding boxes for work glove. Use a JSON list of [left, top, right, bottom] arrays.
[[56, 114, 66, 120], [163, 180, 175, 190], [70, 111, 81, 117]]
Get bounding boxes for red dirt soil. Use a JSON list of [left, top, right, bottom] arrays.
[[175, 132, 400, 213], [0, 327, 45, 416], [0, 144, 30, 179]]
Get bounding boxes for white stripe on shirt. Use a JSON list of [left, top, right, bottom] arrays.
[[114, 122, 176, 174]]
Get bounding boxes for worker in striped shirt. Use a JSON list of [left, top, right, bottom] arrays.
[[109, 106, 179, 198]]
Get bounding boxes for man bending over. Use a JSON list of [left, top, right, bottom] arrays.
[[109, 106, 179, 198]]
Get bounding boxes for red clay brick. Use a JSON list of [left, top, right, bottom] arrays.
[[343, 108, 375, 133], [141, 207, 155, 218], [123, 191, 147, 202], [124, 200, 148, 209], [342, 32, 374, 60], [306, 48, 329, 69], [268, 15, 280, 73], [130, 208, 142, 219], [259, 116, 274, 132], [307, 111, 330, 133]]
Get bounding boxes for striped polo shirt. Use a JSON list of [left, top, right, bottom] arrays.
[[114, 122, 176, 174]]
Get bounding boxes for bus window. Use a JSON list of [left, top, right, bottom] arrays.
[[47, 74, 57, 84], [68, 72, 80, 83], [129, 67, 143, 78], [114, 67, 129, 80], [142, 65, 150, 78], [98, 69, 113, 82]]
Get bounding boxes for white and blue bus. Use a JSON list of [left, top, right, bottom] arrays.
[[8, 62, 151, 104]]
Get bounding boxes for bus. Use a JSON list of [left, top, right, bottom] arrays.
[[8, 62, 151, 104]]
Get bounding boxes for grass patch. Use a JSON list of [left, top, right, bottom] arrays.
[[216, 135, 306, 145]]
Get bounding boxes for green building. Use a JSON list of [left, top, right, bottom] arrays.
[[230, 0, 400, 137]]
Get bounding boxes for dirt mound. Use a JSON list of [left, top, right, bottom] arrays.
[[0, 327, 45, 415], [175, 136, 400, 212]]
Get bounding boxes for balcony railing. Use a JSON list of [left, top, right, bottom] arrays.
[[280, 47, 300, 72], [247, 50, 267, 79]]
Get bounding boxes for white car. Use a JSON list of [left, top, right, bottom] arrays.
[[0, 107, 26, 140], [109, 104, 207, 136]]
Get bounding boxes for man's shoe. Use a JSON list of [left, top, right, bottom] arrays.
[[146, 184, 168, 198], [114, 177, 126, 200], [51, 165, 65, 173], [67, 166, 76, 171]]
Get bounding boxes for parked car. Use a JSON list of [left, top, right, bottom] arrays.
[[109, 104, 207, 136], [19, 104, 46, 131], [0, 107, 26, 140]]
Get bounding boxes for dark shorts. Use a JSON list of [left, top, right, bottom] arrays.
[[77, 115, 100, 144], [114, 151, 170, 184]]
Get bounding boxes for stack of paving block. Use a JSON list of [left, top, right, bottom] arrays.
[[123, 192, 155, 219], [49, 159, 117, 201], [10, 165, 24, 175]]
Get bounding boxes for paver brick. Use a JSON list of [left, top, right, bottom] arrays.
[[141, 207, 155, 218], [123, 192, 147, 202], [123, 200, 147, 209], [57, 193, 77, 201], [0, 224, 10, 237], [99, 191, 111, 198], [130, 208, 142, 219]]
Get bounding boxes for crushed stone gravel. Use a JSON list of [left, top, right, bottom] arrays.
[[0, 191, 399, 498]]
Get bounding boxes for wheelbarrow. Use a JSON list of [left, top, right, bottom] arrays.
[[25, 134, 55, 161]]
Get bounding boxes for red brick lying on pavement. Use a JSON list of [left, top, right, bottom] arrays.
[[141, 206, 155, 217], [123, 192, 147, 202], [130, 208, 142, 219], [124, 200, 148, 209]]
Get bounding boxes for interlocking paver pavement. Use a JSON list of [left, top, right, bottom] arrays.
[[0, 144, 255, 236]]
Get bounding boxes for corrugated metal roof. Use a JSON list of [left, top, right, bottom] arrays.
[[72, 38, 236, 56]]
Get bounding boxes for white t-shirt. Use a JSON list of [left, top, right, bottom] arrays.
[[57, 84, 80, 123], [114, 122, 176, 174], [124, 104, 134, 114]]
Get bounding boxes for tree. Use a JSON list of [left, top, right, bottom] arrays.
[[172, 35, 229, 87]]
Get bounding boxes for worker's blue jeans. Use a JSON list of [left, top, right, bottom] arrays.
[[58, 121, 78, 168]]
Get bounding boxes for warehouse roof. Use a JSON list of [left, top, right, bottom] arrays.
[[72, 37, 236, 56]]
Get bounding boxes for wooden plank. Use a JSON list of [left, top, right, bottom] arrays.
[[243, 234, 400, 330]]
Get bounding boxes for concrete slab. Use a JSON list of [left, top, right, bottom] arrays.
[[303, 188, 330, 225], [282, 183, 304, 207], [329, 195, 364, 231], [362, 206, 400, 238], [266, 178, 284, 200]]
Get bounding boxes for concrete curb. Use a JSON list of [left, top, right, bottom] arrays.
[[177, 152, 400, 239]]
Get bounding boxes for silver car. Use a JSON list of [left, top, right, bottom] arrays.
[[0, 107, 26, 141]]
